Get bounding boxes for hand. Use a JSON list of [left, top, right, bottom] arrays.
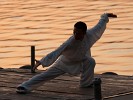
[[106, 13, 117, 18], [32, 59, 41, 72]]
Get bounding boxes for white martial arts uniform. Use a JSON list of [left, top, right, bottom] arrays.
[[18, 14, 109, 91]]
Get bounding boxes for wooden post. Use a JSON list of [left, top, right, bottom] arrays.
[[94, 77, 102, 100], [31, 46, 35, 73]]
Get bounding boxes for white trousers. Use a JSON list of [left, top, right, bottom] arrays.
[[18, 58, 96, 91]]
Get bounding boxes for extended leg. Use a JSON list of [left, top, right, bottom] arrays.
[[17, 67, 65, 92]]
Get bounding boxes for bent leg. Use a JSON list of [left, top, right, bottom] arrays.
[[80, 58, 96, 87], [17, 67, 65, 91]]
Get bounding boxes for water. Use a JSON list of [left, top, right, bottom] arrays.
[[0, 0, 133, 75]]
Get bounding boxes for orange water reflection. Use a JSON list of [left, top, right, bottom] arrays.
[[0, 0, 133, 75]]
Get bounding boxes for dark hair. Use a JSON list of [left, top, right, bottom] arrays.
[[74, 21, 87, 32]]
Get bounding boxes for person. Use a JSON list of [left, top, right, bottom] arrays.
[[16, 13, 117, 94]]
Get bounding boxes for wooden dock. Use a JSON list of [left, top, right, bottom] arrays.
[[0, 68, 132, 100]]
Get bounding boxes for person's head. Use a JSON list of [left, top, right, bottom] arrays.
[[73, 21, 87, 41]]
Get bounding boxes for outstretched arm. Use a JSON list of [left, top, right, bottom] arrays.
[[32, 36, 73, 71], [32, 43, 68, 71]]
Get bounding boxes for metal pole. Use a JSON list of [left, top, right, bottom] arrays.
[[31, 46, 35, 73], [94, 77, 102, 100]]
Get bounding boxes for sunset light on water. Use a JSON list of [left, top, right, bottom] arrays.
[[0, 0, 133, 75]]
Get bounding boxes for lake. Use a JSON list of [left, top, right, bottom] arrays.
[[0, 0, 133, 75]]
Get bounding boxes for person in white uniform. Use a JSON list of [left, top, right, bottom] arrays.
[[16, 13, 117, 93]]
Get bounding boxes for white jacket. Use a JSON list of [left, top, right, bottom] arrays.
[[40, 14, 109, 75]]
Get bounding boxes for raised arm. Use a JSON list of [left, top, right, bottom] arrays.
[[86, 13, 109, 47], [86, 13, 117, 47]]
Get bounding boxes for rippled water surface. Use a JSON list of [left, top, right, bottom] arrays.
[[0, 0, 133, 75]]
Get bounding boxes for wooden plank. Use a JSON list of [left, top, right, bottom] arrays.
[[0, 85, 94, 100], [0, 69, 133, 100]]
